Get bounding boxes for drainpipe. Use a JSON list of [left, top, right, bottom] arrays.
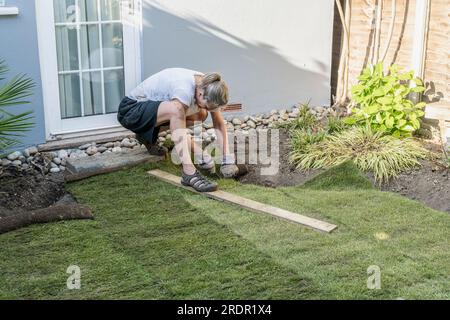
[[410, 0, 430, 104]]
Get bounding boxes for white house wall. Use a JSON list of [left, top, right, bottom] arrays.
[[141, 0, 334, 114]]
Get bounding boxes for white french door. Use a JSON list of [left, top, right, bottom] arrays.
[[36, 0, 141, 139]]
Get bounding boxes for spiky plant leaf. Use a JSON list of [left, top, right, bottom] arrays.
[[0, 59, 35, 153]]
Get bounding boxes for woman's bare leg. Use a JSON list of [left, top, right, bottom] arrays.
[[156, 101, 196, 175], [186, 109, 209, 163]]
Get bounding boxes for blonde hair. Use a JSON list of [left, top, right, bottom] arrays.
[[199, 73, 229, 109]]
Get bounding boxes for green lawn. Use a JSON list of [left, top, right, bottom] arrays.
[[0, 161, 449, 299]]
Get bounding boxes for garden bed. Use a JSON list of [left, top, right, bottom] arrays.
[[0, 166, 92, 234], [237, 129, 450, 213], [237, 129, 323, 187], [378, 160, 449, 213]]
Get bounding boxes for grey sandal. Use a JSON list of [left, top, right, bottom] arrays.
[[181, 170, 218, 192]]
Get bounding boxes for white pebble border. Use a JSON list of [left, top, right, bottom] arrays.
[[1, 105, 337, 174]]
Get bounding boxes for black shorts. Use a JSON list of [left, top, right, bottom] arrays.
[[117, 97, 162, 145]]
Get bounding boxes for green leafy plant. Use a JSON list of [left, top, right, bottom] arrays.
[[346, 62, 426, 137], [289, 126, 428, 183], [275, 104, 317, 131], [0, 59, 35, 153]]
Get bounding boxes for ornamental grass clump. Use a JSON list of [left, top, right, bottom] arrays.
[[289, 126, 428, 183], [276, 104, 317, 131]]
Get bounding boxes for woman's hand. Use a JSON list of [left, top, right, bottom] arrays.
[[220, 164, 239, 178], [220, 154, 238, 178]]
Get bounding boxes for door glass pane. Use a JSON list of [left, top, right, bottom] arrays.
[[79, 0, 99, 22], [102, 23, 124, 67], [104, 69, 124, 113], [59, 74, 81, 118], [54, 0, 126, 121], [80, 25, 101, 69], [101, 0, 121, 21], [82, 72, 103, 116], [54, 0, 76, 23], [55, 26, 79, 71]]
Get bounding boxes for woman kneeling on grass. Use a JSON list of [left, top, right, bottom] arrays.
[[117, 68, 238, 192]]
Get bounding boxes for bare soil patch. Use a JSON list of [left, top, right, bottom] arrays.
[[0, 166, 93, 234], [236, 129, 323, 187], [237, 129, 450, 213]]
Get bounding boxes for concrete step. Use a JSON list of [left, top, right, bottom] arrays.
[[65, 148, 164, 181], [38, 128, 134, 152]]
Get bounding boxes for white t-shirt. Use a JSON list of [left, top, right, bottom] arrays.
[[127, 68, 203, 116]]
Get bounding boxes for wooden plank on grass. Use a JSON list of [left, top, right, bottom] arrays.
[[148, 169, 337, 233]]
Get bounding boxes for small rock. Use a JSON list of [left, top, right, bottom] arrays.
[[26, 157, 33, 163], [58, 150, 69, 159], [112, 147, 122, 152], [166, 134, 171, 140], [279, 109, 287, 115], [122, 141, 137, 148], [232, 118, 242, 125], [79, 143, 91, 150], [113, 141, 121, 147], [18, 156, 26, 163], [53, 157, 61, 165], [50, 162, 58, 168], [158, 131, 167, 137], [27, 146, 38, 156], [243, 115, 250, 122], [158, 136, 166, 143], [1, 159, 11, 166], [59, 165, 66, 172], [247, 120, 256, 129], [50, 167, 60, 173], [12, 160, 22, 166], [103, 142, 114, 148], [61, 158, 67, 166], [7, 151, 22, 161], [270, 109, 278, 115], [206, 129, 215, 135], [21, 163, 29, 170], [97, 146, 108, 153], [86, 146, 98, 155]]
